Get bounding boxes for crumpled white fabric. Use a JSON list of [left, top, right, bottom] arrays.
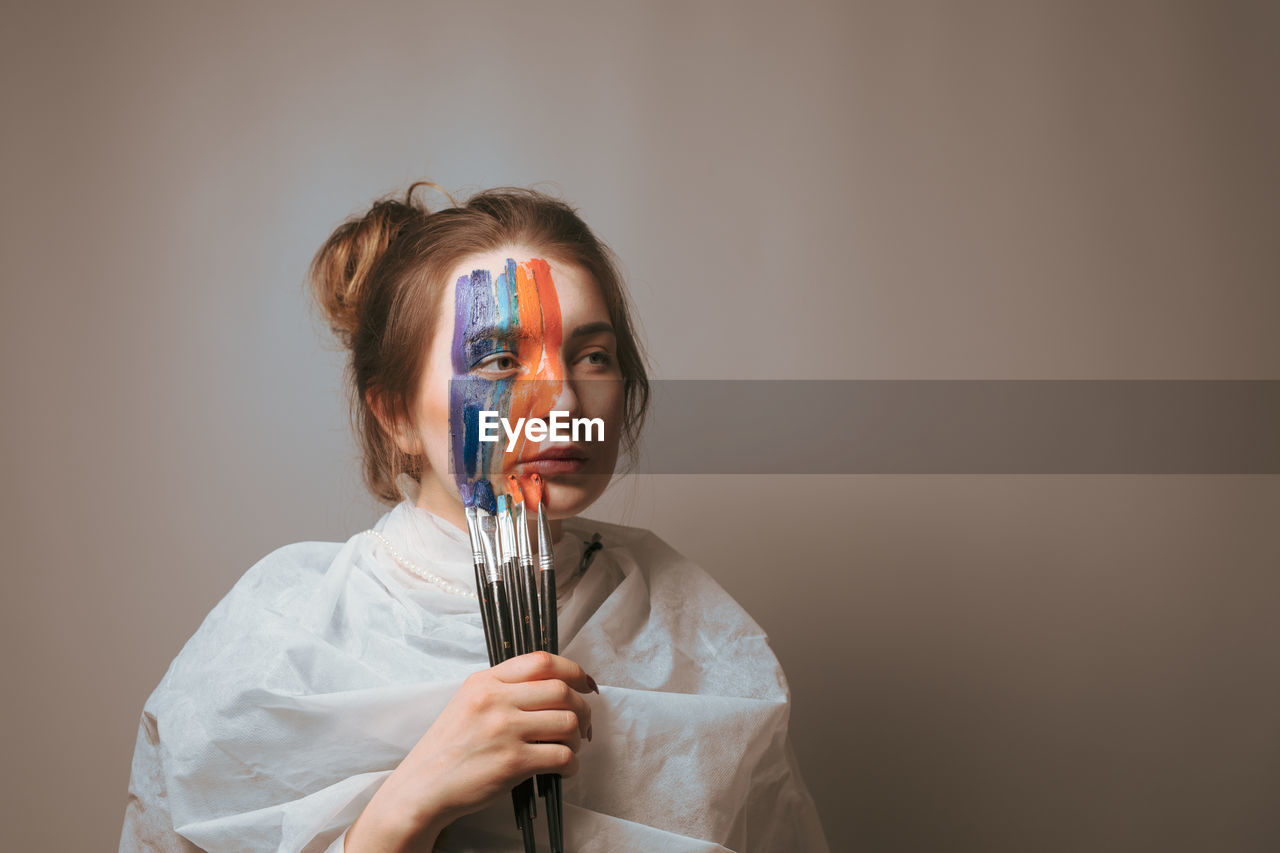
[[120, 479, 830, 852]]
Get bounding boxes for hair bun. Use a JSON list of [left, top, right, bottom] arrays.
[[308, 198, 422, 348]]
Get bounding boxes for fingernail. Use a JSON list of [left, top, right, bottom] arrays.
[[586, 675, 599, 694], [586, 723, 593, 742]]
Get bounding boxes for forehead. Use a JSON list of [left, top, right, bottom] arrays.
[[439, 248, 605, 329]]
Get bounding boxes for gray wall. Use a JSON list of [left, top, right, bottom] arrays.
[[3, 2, 1277, 850]]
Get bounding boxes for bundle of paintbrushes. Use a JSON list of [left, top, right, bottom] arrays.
[[463, 473, 564, 853]]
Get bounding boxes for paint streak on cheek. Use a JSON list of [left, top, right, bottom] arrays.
[[505, 259, 564, 461], [448, 269, 510, 490]]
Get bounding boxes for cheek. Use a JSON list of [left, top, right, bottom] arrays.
[[579, 382, 625, 440], [417, 371, 454, 462], [426, 390, 450, 437]]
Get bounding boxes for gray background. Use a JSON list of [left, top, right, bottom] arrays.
[[3, 2, 1278, 850]]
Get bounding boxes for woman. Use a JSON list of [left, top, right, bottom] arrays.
[[120, 183, 830, 852]]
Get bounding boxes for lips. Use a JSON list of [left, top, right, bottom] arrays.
[[515, 445, 589, 475]]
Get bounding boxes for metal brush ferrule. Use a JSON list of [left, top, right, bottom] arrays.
[[464, 506, 485, 564], [478, 513, 502, 584], [516, 503, 535, 570], [536, 504, 554, 571]]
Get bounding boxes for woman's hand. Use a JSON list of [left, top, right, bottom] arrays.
[[346, 651, 598, 851]]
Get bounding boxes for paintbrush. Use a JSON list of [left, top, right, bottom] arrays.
[[509, 475, 563, 852], [496, 492, 540, 843], [496, 494, 530, 657], [527, 473, 565, 852], [462, 483, 498, 666], [508, 475, 544, 656], [464, 485, 527, 833], [529, 474, 558, 657], [495, 495, 516, 652], [474, 485, 536, 847], [473, 481, 513, 663]]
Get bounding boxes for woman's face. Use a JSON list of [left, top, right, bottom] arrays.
[[406, 247, 623, 527]]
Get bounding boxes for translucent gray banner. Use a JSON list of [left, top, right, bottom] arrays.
[[628, 380, 1280, 474]]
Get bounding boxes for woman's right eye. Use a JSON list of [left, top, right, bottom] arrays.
[[474, 352, 520, 374]]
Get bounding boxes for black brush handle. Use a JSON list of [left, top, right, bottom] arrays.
[[489, 577, 536, 842], [540, 569, 559, 656], [474, 562, 498, 667], [523, 565, 542, 654], [537, 566, 563, 850], [488, 578, 515, 662]]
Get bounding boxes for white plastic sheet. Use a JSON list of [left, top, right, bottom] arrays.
[[121, 486, 830, 852]]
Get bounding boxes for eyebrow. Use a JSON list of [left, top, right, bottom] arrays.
[[463, 320, 616, 346], [566, 321, 616, 340], [463, 325, 542, 345]]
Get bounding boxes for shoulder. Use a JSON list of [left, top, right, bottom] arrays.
[[232, 538, 349, 600], [145, 537, 354, 699], [563, 514, 652, 547], [564, 515, 695, 569], [564, 516, 767, 640], [565, 516, 790, 701], [193, 538, 351, 629], [567, 516, 735, 597], [565, 516, 708, 590]]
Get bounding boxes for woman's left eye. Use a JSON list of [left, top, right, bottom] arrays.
[[577, 350, 614, 369]]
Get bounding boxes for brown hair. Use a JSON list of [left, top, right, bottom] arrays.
[[307, 181, 650, 505]]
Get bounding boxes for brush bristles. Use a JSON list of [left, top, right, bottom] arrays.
[[473, 479, 497, 514], [506, 473, 525, 504], [527, 473, 545, 508]]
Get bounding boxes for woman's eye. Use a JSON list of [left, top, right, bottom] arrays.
[[577, 350, 614, 370], [475, 352, 520, 373]]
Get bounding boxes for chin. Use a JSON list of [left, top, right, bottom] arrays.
[[541, 472, 613, 519]]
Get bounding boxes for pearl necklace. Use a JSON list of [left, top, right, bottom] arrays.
[[361, 528, 478, 599]]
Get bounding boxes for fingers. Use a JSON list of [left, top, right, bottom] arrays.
[[522, 742, 580, 779], [490, 650, 598, 696], [515, 709, 583, 752], [510, 678, 593, 736]]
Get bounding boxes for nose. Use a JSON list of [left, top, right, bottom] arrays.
[[550, 375, 581, 420]]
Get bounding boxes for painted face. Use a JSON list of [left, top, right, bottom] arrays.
[[449, 257, 565, 494], [406, 247, 623, 527]]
